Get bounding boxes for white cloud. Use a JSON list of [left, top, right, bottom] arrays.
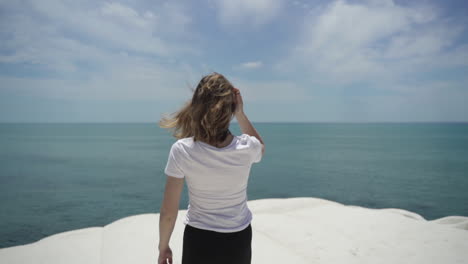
[[267, 0, 468, 121], [0, 54, 196, 101], [237, 61, 263, 69], [276, 0, 467, 86], [0, 0, 196, 69], [1, 0, 467, 122], [100, 2, 155, 28], [383, 25, 462, 59], [229, 77, 311, 102], [216, 0, 284, 28], [0, 0, 201, 102]]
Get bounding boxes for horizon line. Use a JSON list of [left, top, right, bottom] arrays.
[[1, 121, 468, 124]]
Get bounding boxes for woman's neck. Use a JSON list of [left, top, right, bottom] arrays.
[[212, 133, 234, 148], [200, 130, 232, 148]]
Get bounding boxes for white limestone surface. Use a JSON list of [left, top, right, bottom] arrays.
[[1, 197, 467, 264]]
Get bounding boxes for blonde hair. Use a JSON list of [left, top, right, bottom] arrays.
[[159, 72, 236, 145]]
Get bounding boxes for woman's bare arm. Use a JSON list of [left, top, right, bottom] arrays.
[[233, 88, 265, 156], [158, 176, 183, 250], [236, 112, 264, 144]]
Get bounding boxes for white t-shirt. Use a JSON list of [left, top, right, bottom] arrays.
[[164, 133, 263, 232]]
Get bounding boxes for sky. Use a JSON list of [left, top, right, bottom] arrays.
[[0, 0, 467, 123]]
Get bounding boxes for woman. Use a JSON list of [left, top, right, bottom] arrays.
[[157, 72, 265, 264]]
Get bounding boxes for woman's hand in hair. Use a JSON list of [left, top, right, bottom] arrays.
[[232, 87, 244, 116]]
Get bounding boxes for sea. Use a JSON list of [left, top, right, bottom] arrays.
[[1, 122, 467, 248]]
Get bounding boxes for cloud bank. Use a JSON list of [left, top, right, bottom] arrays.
[[0, 0, 467, 122]]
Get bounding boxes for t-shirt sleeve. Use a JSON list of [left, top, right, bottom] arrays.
[[164, 142, 185, 178], [249, 135, 263, 164]]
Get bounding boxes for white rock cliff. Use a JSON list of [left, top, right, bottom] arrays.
[[1, 197, 467, 264]]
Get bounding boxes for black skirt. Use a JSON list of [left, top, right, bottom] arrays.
[[182, 223, 252, 264]]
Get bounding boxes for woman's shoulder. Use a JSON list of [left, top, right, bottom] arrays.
[[238, 133, 259, 145], [174, 134, 254, 150], [174, 136, 195, 148]]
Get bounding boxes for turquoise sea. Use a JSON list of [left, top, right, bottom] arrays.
[[1, 122, 468, 248]]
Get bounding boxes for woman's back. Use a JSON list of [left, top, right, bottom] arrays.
[[164, 133, 263, 232]]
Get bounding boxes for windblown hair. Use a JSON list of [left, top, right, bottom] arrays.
[[159, 72, 236, 146]]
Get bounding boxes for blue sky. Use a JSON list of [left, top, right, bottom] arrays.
[[1, 0, 467, 122]]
